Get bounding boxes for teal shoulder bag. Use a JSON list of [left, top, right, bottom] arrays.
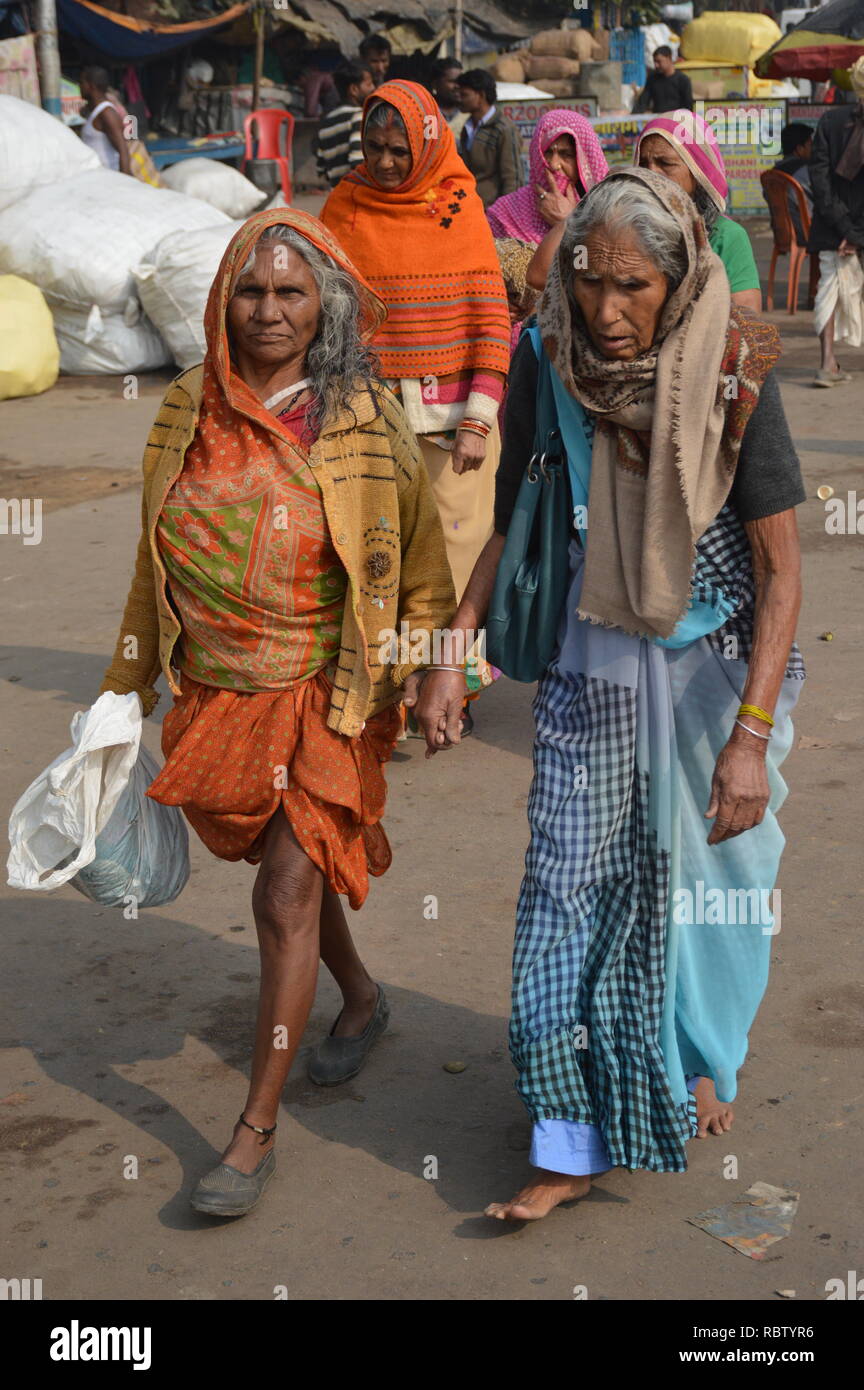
[[485, 329, 572, 683]]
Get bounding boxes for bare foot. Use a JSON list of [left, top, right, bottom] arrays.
[[485, 1169, 592, 1222], [220, 1116, 275, 1175], [332, 982, 379, 1038], [694, 1077, 734, 1137]]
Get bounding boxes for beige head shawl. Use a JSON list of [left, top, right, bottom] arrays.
[[538, 166, 752, 640]]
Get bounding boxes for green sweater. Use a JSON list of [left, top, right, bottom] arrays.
[[709, 216, 760, 293]]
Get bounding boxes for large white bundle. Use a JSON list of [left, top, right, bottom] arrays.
[[0, 95, 100, 213], [159, 158, 265, 219], [134, 221, 242, 368], [52, 303, 170, 374], [0, 169, 230, 316]]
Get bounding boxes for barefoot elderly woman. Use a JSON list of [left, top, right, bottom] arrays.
[[414, 169, 805, 1221], [99, 208, 455, 1217]]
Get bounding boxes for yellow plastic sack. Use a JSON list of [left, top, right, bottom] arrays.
[[0, 274, 59, 399], [682, 12, 781, 69]]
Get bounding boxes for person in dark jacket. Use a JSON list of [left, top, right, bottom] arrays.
[[457, 68, 523, 206], [633, 46, 693, 115], [808, 62, 864, 386], [772, 121, 813, 244]]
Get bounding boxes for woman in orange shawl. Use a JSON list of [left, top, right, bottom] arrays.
[[322, 79, 512, 609], [100, 208, 456, 1216]]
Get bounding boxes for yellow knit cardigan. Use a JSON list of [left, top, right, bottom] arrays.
[[100, 366, 456, 738]]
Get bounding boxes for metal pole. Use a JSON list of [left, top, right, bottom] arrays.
[[37, 0, 62, 116], [454, 0, 463, 65], [252, 0, 265, 113]]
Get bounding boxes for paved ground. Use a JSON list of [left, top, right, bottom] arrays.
[[1, 224, 862, 1301]]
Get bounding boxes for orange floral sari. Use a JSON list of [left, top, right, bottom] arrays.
[[146, 208, 399, 908]]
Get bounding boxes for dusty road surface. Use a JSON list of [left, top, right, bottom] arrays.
[[1, 228, 863, 1301]]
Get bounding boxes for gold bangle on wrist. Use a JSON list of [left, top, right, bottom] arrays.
[[737, 702, 774, 728]]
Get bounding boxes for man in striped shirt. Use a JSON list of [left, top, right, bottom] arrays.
[[315, 62, 375, 188]]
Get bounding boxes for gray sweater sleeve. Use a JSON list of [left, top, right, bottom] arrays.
[[729, 371, 806, 522]]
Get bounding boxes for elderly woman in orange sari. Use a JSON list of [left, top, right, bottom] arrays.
[[99, 208, 454, 1216]]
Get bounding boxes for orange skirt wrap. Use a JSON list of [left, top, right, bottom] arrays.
[[146, 669, 402, 909]]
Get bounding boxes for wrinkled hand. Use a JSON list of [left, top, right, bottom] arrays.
[[450, 428, 487, 475], [705, 734, 770, 845], [403, 669, 466, 757], [838, 238, 860, 256], [535, 168, 577, 227]]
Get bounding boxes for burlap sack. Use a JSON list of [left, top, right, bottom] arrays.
[[531, 27, 601, 62], [524, 54, 582, 80], [530, 29, 577, 57], [534, 79, 581, 97], [493, 55, 527, 82]]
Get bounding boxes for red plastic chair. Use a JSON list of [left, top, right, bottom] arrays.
[[760, 168, 820, 313], [242, 109, 295, 203]]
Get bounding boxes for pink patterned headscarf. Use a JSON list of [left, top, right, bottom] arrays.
[[486, 109, 609, 245], [634, 110, 728, 212]]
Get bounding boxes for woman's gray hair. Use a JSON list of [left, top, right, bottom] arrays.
[[364, 100, 407, 135], [234, 224, 380, 432], [561, 176, 689, 294]]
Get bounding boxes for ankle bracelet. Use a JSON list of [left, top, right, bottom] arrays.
[[239, 1112, 277, 1145]]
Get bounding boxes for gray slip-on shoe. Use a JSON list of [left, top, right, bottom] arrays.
[[814, 367, 851, 387], [307, 985, 389, 1086], [190, 1147, 276, 1217]]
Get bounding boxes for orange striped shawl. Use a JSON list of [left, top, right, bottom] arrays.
[[321, 79, 511, 380]]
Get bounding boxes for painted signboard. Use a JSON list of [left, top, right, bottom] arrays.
[[697, 100, 786, 216], [501, 96, 600, 179]]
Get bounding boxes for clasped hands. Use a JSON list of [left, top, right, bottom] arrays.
[[403, 668, 467, 758]]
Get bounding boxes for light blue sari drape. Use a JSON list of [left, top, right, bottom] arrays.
[[511, 336, 804, 1174]]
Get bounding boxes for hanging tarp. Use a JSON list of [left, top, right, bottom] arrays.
[[755, 0, 864, 80], [56, 0, 252, 61]]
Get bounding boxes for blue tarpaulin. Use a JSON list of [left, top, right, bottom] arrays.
[[56, 0, 250, 61]]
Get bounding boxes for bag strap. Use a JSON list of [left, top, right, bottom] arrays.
[[526, 323, 557, 455], [525, 322, 593, 543]]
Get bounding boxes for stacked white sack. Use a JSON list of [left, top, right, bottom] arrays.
[[0, 94, 100, 212], [159, 158, 266, 220], [0, 100, 231, 373], [134, 221, 243, 369]]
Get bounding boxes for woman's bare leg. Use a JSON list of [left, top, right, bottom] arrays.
[[221, 813, 323, 1174], [820, 316, 838, 373], [318, 885, 379, 1036]]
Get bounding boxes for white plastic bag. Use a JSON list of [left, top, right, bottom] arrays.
[[7, 692, 142, 891], [133, 221, 243, 368], [71, 744, 189, 908], [159, 158, 265, 219], [835, 251, 864, 349]]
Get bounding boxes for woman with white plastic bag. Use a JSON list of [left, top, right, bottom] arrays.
[[96, 208, 455, 1218]]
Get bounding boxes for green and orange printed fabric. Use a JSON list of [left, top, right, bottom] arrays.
[[158, 436, 346, 691]]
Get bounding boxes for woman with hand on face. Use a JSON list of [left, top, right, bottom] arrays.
[[414, 169, 805, 1222], [487, 110, 609, 295], [100, 209, 455, 1217]]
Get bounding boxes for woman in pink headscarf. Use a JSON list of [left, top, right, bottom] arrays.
[[635, 110, 762, 312], [487, 109, 609, 245], [491, 110, 609, 313]]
